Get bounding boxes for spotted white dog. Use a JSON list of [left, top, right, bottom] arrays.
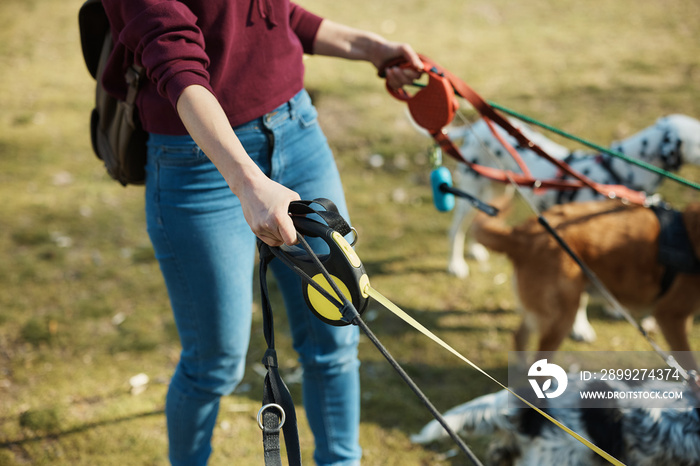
[[443, 114, 700, 342], [411, 376, 700, 466]]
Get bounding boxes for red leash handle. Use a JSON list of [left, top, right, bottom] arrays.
[[379, 55, 647, 205], [382, 56, 460, 134], [381, 54, 535, 185]]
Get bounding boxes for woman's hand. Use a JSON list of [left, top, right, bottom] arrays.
[[367, 40, 424, 90], [237, 172, 301, 247], [176, 85, 300, 247]]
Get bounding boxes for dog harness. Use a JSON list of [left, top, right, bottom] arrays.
[[554, 149, 669, 205], [653, 204, 700, 296], [565, 132, 686, 205]]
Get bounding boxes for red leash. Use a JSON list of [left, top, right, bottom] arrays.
[[382, 54, 647, 205]]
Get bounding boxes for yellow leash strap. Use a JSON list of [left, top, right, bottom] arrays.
[[364, 284, 626, 466]]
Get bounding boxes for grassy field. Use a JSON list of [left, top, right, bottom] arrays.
[[2, 0, 700, 464]]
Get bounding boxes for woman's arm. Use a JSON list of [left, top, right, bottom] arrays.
[[175, 84, 300, 247], [173, 21, 422, 247], [313, 19, 423, 89]]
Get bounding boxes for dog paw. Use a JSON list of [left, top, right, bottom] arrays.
[[448, 259, 470, 278], [641, 316, 659, 334], [570, 321, 597, 343], [468, 243, 491, 263]]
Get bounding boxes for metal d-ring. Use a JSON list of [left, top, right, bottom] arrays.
[[349, 227, 359, 247], [257, 403, 286, 431]]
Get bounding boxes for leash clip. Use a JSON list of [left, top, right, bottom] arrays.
[[348, 227, 359, 247]]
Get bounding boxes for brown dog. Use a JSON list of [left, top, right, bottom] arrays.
[[473, 197, 700, 370]]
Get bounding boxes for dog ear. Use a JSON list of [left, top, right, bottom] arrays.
[[682, 203, 700, 259]]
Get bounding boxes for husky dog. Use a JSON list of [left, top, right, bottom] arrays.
[[412, 375, 700, 466]]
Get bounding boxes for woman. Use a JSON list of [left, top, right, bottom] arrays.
[[101, 1, 422, 464]]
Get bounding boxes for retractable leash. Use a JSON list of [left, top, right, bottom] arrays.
[[257, 199, 625, 466], [256, 199, 485, 466], [256, 199, 369, 466]]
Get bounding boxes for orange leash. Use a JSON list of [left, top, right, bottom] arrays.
[[382, 54, 647, 205]]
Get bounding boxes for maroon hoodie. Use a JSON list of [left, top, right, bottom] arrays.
[[101, 0, 324, 135]]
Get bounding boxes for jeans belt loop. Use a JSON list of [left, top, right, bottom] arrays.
[[288, 93, 297, 120]]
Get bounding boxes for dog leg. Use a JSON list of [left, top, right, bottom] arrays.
[[468, 242, 490, 263], [514, 310, 538, 354], [447, 170, 491, 277], [655, 313, 698, 372], [535, 293, 582, 356], [570, 292, 597, 343], [653, 277, 700, 372], [465, 182, 497, 264], [468, 183, 509, 266], [538, 319, 576, 355], [514, 319, 529, 354], [447, 198, 473, 278]]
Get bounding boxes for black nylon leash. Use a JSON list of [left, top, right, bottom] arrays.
[[258, 244, 302, 466]]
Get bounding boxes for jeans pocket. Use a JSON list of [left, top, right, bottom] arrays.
[[297, 99, 319, 129], [156, 143, 209, 168]]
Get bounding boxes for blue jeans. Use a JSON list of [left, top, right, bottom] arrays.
[[145, 90, 361, 466]]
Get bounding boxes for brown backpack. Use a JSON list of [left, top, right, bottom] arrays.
[[79, 0, 147, 186]]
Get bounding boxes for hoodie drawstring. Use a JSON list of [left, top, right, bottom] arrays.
[[256, 0, 277, 27]]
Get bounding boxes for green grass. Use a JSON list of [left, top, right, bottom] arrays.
[[2, 0, 700, 464]]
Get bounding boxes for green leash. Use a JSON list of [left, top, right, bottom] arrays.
[[488, 101, 700, 192], [408, 81, 700, 191]]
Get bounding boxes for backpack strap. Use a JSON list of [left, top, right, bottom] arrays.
[[124, 64, 145, 127], [79, 0, 109, 79]]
